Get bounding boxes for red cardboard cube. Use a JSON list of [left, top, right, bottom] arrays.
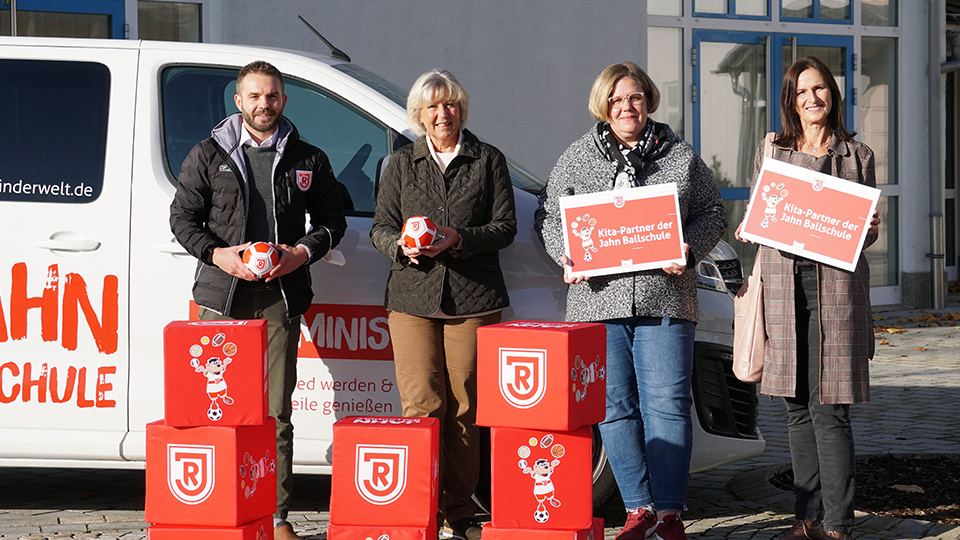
[[145, 418, 277, 527], [477, 321, 606, 431], [490, 426, 593, 530], [164, 319, 269, 427], [330, 416, 439, 527], [147, 515, 273, 539], [481, 517, 604, 539], [326, 522, 438, 540]]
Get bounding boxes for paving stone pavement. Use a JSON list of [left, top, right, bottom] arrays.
[[2, 296, 959, 540]]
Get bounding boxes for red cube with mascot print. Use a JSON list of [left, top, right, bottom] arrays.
[[329, 416, 439, 527], [489, 426, 593, 530], [163, 320, 268, 427], [476, 321, 606, 431], [145, 418, 277, 527]]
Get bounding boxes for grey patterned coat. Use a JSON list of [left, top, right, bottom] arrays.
[[752, 137, 876, 404], [535, 123, 726, 324]]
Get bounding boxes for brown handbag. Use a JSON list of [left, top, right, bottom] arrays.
[[732, 133, 775, 383]]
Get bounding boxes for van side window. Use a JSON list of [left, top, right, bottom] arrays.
[[0, 59, 109, 203], [160, 66, 401, 216]]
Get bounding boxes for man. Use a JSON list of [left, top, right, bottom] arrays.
[[170, 60, 346, 540]]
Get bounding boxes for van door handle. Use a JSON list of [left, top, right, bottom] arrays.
[[155, 241, 189, 255], [35, 239, 101, 252]]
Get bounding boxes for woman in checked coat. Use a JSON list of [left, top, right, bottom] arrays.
[[737, 56, 881, 540]]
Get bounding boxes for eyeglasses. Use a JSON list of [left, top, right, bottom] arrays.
[[608, 92, 644, 109]]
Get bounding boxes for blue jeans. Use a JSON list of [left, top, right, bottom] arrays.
[[597, 316, 695, 512]]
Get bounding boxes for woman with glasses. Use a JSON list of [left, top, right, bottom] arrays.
[[535, 62, 725, 540]]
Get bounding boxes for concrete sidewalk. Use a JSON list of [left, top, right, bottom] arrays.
[[2, 297, 959, 540]]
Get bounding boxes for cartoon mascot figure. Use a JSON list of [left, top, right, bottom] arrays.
[[191, 356, 233, 421], [570, 214, 599, 262], [519, 457, 562, 523], [759, 182, 789, 229]]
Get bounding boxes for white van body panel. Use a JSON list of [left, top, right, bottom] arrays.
[[0, 41, 139, 461], [0, 37, 763, 474]]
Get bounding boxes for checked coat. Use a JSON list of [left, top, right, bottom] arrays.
[[750, 136, 876, 404]]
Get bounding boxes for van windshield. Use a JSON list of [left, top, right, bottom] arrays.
[[333, 64, 407, 108]]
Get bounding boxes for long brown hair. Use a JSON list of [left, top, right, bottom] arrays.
[[775, 56, 855, 149]]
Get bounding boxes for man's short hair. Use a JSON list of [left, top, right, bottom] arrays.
[[237, 60, 285, 94]]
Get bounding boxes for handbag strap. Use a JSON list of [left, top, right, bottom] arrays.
[[762, 132, 775, 159]]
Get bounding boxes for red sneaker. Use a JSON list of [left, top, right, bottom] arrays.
[[655, 514, 688, 540], [616, 508, 657, 540]]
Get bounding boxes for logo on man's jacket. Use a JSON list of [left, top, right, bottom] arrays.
[[296, 171, 312, 191]]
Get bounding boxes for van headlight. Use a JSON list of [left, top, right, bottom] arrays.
[[696, 257, 729, 294]]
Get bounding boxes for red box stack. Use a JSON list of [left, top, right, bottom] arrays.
[[146, 320, 276, 539], [477, 321, 606, 538], [328, 416, 440, 539]]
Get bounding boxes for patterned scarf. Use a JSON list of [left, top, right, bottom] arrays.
[[598, 120, 665, 189]]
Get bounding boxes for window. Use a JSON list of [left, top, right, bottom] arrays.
[[160, 66, 400, 215], [138, 1, 201, 42], [648, 27, 684, 138], [694, 0, 768, 17], [861, 37, 897, 186], [782, 0, 850, 21], [283, 79, 395, 215], [0, 60, 110, 203], [1, 9, 111, 38], [649, 0, 683, 16], [861, 0, 897, 26]]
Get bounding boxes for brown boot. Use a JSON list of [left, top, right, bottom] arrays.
[[776, 520, 825, 540], [274, 523, 302, 540], [824, 531, 852, 540]]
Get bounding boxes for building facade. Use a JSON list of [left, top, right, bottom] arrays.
[[3, 0, 957, 308]]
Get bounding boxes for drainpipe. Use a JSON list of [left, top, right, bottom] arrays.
[[930, 5, 946, 309], [943, 31, 960, 74]]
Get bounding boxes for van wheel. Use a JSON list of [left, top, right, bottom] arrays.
[[472, 425, 619, 514], [591, 424, 619, 509]]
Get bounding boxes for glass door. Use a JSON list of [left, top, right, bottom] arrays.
[[693, 30, 853, 270]]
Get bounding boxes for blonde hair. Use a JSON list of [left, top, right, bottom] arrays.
[[587, 62, 660, 123], [406, 70, 470, 136]]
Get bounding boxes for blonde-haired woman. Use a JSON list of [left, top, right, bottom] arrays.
[[371, 69, 516, 539], [535, 62, 725, 540]]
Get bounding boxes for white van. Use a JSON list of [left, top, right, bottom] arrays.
[[0, 37, 763, 506]]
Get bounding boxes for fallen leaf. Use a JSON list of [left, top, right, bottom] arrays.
[[892, 484, 925, 494], [879, 339, 889, 345], [884, 327, 906, 334], [899, 315, 936, 323], [911, 347, 926, 351]]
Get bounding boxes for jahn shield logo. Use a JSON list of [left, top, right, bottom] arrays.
[[499, 348, 547, 409], [355, 445, 408, 505], [168, 444, 216, 504]]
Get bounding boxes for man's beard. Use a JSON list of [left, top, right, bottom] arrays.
[[243, 107, 282, 133]]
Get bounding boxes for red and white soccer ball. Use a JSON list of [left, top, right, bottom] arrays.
[[401, 216, 438, 248], [242, 242, 280, 278]]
